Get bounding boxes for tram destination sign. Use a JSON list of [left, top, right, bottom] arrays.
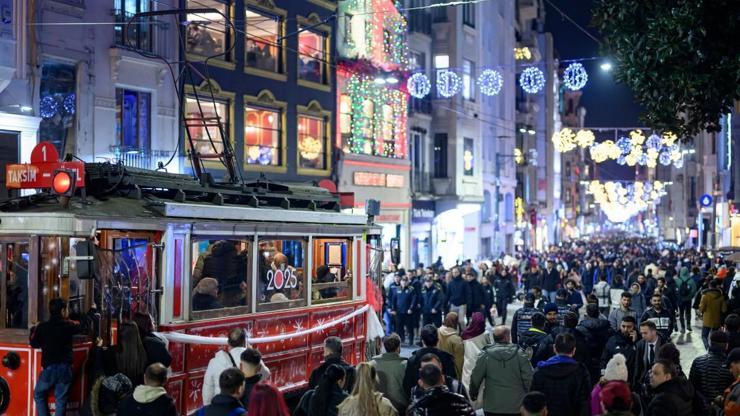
[[5, 142, 85, 189]]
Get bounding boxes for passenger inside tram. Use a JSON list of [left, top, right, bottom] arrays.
[[192, 277, 222, 311]]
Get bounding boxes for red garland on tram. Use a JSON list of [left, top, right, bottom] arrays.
[[0, 143, 384, 415]]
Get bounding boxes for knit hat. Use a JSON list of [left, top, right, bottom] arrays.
[[600, 381, 632, 411], [544, 303, 558, 314], [604, 353, 629, 382]]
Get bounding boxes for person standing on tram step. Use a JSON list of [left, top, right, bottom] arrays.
[[133, 312, 172, 368], [203, 328, 271, 406], [30, 298, 82, 416]]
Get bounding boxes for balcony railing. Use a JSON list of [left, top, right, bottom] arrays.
[[109, 146, 175, 170], [412, 171, 432, 194]]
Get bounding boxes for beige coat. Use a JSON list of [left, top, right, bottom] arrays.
[[438, 325, 464, 379], [337, 392, 398, 416]]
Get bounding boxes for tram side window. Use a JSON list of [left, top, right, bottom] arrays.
[[257, 238, 307, 312], [38, 237, 91, 323], [312, 238, 353, 303], [191, 239, 250, 315], [2, 241, 30, 328]]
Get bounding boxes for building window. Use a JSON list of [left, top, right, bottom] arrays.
[[410, 51, 426, 71], [434, 133, 448, 178], [257, 238, 308, 312], [482, 190, 492, 222], [114, 0, 152, 51], [186, 1, 229, 59], [462, 3, 475, 27], [434, 54, 449, 69], [339, 95, 352, 135], [246, 9, 282, 73], [312, 238, 353, 304], [298, 28, 327, 84], [39, 61, 76, 156], [505, 193, 514, 222], [297, 115, 327, 170], [463, 137, 474, 176], [244, 105, 281, 166], [191, 239, 250, 318], [462, 60, 475, 101], [185, 96, 229, 158], [116, 89, 151, 150]]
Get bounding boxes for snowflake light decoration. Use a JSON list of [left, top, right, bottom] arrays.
[[563, 63, 588, 91], [436, 70, 461, 98], [40, 95, 59, 119], [519, 67, 545, 94], [575, 129, 595, 148], [616, 137, 632, 154], [659, 151, 672, 166], [646, 133, 662, 151], [478, 69, 504, 96], [407, 73, 431, 99]]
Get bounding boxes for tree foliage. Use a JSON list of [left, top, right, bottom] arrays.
[[592, 0, 740, 139]]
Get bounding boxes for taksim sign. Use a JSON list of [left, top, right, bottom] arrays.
[[5, 142, 85, 190]]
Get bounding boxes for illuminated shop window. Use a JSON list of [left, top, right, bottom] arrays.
[[244, 105, 281, 166], [298, 115, 327, 170], [246, 9, 282, 73], [186, 0, 229, 59], [185, 96, 228, 157], [298, 28, 327, 84]]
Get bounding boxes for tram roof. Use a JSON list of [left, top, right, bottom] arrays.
[[0, 163, 369, 227]]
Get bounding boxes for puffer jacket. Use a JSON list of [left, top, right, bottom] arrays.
[[699, 288, 728, 329], [577, 317, 614, 382], [531, 355, 591, 416], [406, 386, 475, 416], [438, 326, 464, 379], [518, 327, 549, 366], [646, 378, 695, 416], [469, 343, 533, 414], [688, 347, 734, 405]]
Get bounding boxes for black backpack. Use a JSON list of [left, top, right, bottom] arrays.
[[678, 279, 691, 298]]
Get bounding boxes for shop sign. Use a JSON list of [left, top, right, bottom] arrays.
[[412, 200, 435, 223], [376, 214, 401, 223], [353, 171, 406, 188]]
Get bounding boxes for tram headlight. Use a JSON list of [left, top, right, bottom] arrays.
[[51, 169, 76, 197]]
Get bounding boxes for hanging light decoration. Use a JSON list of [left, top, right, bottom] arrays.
[[617, 155, 627, 165], [40, 95, 59, 119], [563, 63, 588, 91], [629, 130, 646, 146], [575, 130, 595, 148], [658, 151, 672, 166], [586, 180, 668, 223], [407, 73, 431, 99], [661, 131, 678, 146], [616, 137, 632, 154], [436, 70, 461, 98], [673, 156, 684, 169], [646, 133, 662, 151], [552, 128, 577, 152], [478, 69, 504, 96], [520, 67, 545, 94]]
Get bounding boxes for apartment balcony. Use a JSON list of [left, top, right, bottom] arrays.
[[408, 11, 432, 35], [412, 171, 432, 194], [410, 96, 432, 115], [432, 177, 452, 195]]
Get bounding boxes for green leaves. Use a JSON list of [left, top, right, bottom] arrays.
[[591, 0, 740, 140]]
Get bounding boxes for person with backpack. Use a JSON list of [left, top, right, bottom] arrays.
[[594, 273, 612, 316], [194, 368, 247, 416], [675, 266, 697, 334], [518, 312, 549, 366]]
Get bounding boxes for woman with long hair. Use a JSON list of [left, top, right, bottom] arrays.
[[296, 363, 347, 416], [438, 312, 464, 378], [337, 363, 397, 416], [132, 312, 172, 368], [115, 321, 148, 385], [247, 383, 290, 416]]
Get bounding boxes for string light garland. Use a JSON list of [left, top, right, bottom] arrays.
[[563, 63, 588, 91], [575, 129, 595, 148], [478, 69, 504, 96], [407, 73, 431, 99], [587, 180, 668, 223], [437, 70, 461, 98], [520, 67, 545, 94]]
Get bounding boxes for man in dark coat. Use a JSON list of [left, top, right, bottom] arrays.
[[647, 360, 695, 416], [577, 303, 614, 384], [406, 364, 475, 416], [403, 324, 458, 396], [118, 363, 177, 416], [466, 273, 485, 321], [421, 277, 444, 327], [641, 293, 675, 342], [193, 368, 246, 416], [531, 333, 591, 416], [689, 331, 735, 412], [533, 311, 590, 366], [389, 276, 418, 345], [601, 316, 637, 370], [518, 312, 549, 366], [511, 293, 538, 344], [308, 336, 356, 393], [543, 260, 561, 303], [446, 268, 472, 322], [493, 271, 515, 325], [631, 320, 665, 393]]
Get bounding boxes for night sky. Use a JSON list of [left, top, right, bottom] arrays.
[[544, 0, 642, 180]]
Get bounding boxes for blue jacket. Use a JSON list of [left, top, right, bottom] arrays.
[[446, 276, 471, 307], [390, 286, 417, 314], [420, 286, 443, 314]]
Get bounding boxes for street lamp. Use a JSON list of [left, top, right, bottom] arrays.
[[600, 62, 613, 72]]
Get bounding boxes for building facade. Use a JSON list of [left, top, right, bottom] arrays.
[[336, 0, 411, 268]]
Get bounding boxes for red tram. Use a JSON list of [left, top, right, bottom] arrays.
[[0, 150, 383, 415]]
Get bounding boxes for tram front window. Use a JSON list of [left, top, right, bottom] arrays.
[[257, 238, 307, 312], [191, 239, 250, 315], [312, 238, 353, 303]]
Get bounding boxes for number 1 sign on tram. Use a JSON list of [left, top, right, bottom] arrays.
[[5, 142, 85, 189]]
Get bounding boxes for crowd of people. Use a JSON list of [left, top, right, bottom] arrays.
[[28, 236, 740, 416]]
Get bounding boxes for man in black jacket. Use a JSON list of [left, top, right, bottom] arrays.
[[403, 324, 458, 396], [631, 320, 665, 392], [531, 333, 591, 416], [543, 260, 561, 303], [446, 267, 471, 324], [512, 294, 539, 343], [647, 360, 695, 416], [577, 303, 614, 383], [308, 336, 356, 392], [601, 316, 638, 370], [31, 298, 82, 416], [118, 363, 177, 416], [534, 311, 590, 366], [406, 364, 475, 416], [519, 312, 549, 365], [641, 293, 675, 342], [689, 330, 735, 411], [493, 271, 515, 325], [421, 277, 444, 327], [390, 276, 418, 345], [465, 273, 485, 321], [194, 368, 246, 416], [239, 348, 264, 408]]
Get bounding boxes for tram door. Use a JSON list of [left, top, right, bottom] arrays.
[[0, 240, 30, 329]]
